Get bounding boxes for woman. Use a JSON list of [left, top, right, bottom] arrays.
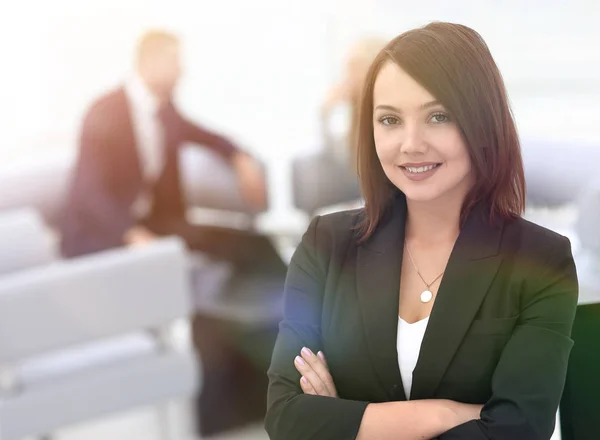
[[265, 22, 578, 440]]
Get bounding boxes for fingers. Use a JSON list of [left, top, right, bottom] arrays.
[[299, 375, 317, 395], [317, 350, 328, 366], [313, 351, 337, 397], [293, 347, 337, 397], [294, 354, 330, 396], [301, 347, 336, 396]]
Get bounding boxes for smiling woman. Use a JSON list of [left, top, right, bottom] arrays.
[[265, 21, 577, 440], [357, 23, 525, 241]]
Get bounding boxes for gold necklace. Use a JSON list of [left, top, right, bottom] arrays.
[[404, 243, 445, 303]]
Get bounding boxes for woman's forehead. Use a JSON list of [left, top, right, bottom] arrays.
[[373, 62, 437, 110]]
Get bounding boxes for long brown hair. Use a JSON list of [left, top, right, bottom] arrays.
[[355, 22, 526, 242]]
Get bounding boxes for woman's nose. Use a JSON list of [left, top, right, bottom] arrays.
[[399, 123, 427, 155]]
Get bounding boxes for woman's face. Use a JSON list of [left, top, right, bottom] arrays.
[[372, 61, 474, 205]]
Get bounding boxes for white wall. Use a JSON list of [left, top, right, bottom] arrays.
[[2, 0, 598, 153], [0, 0, 334, 158], [0, 1, 598, 213]]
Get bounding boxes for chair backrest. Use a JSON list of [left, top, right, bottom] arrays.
[[0, 237, 191, 364], [575, 178, 600, 254], [0, 149, 74, 227], [181, 146, 266, 212], [572, 178, 600, 306], [523, 140, 600, 207], [292, 150, 361, 215], [0, 208, 58, 275]]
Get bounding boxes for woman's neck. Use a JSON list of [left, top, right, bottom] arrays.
[[405, 198, 462, 247]]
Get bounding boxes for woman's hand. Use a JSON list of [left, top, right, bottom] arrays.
[[294, 347, 338, 398]]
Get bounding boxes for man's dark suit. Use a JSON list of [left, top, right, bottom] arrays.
[[60, 87, 242, 258], [60, 87, 286, 277], [61, 87, 287, 435], [266, 192, 578, 440]]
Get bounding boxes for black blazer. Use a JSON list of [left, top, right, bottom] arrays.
[[60, 87, 239, 257], [265, 194, 578, 440]]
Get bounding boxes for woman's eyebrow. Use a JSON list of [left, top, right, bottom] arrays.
[[374, 100, 442, 113]]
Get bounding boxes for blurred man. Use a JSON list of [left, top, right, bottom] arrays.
[[61, 32, 286, 433], [60, 30, 284, 275]]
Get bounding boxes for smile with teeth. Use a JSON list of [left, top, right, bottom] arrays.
[[402, 163, 441, 173]]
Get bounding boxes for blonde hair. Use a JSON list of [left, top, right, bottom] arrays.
[[346, 36, 387, 167], [348, 36, 388, 69]]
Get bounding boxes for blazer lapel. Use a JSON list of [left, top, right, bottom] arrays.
[[356, 195, 407, 401], [410, 204, 505, 400]]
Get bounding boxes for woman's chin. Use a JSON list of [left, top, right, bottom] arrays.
[[403, 192, 441, 203], [398, 186, 444, 203], [401, 184, 470, 206]]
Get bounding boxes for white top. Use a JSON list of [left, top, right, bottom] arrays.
[[397, 316, 429, 400], [124, 74, 164, 218]]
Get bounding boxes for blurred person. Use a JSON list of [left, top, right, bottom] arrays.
[[291, 37, 386, 216], [321, 36, 387, 167], [266, 22, 578, 440], [60, 30, 285, 277], [60, 29, 288, 435]]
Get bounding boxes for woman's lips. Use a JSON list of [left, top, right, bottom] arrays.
[[399, 163, 441, 181]]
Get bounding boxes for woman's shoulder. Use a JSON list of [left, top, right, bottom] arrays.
[[503, 217, 578, 322], [511, 218, 569, 247], [302, 208, 364, 257], [504, 216, 573, 273], [312, 208, 364, 239], [293, 208, 364, 272]]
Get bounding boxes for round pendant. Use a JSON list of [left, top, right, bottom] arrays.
[[420, 290, 433, 303]]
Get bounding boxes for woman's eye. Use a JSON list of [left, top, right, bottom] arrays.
[[379, 116, 399, 126], [430, 112, 449, 124]]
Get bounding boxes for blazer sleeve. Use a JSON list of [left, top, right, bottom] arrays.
[[158, 101, 240, 159], [181, 116, 239, 159], [265, 215, 369, 440], [72, 107, 133, 234], [438, 235, 579, 440]]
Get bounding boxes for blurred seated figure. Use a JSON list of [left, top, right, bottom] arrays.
[[321, 36, 387, 167], [59, 29, 285, 276], [292, 36, 386, 214], [58, 29, 287, 435]]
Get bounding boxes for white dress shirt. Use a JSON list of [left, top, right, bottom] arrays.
[[397, 316, 429, 400], [124, 74, 164, 219]]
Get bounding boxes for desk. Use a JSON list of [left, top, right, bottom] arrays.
[[186, 237, 287, 437]]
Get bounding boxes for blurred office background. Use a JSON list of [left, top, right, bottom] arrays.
[[0, 0, 598, 439]]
